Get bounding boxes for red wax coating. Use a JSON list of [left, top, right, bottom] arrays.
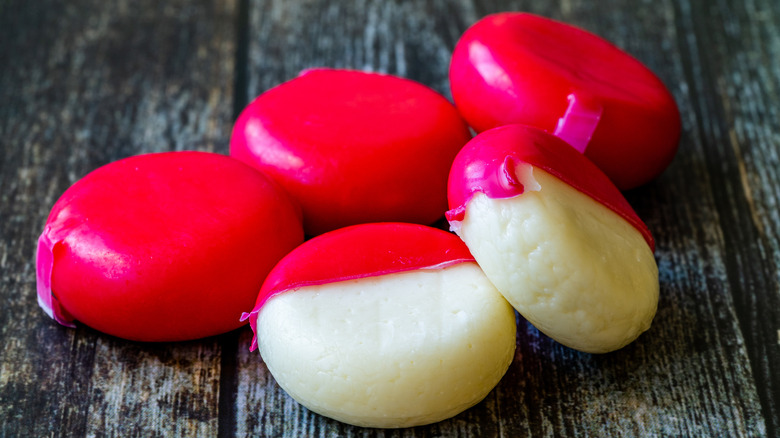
[[241, 222, 476, 351], [446, 124, 655, 251], [449, 12, 681, 190], [230, 68, 472, 236], [37, 151, 304, 342]]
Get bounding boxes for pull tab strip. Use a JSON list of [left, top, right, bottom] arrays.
[[240, 309, 261, 352], [553, 93, 603, 154], [36, 230, 76, 328]]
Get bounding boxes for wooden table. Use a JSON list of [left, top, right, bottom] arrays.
[[1, 0, 778, 436]]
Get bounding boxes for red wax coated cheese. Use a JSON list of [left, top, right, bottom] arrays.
[[449, 12, 681, 189], [36, 151, 304, 342], [240, 222, 516, 427], [230, 68, 472, 236]]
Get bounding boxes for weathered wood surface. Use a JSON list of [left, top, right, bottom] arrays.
[[0, 1, 236, 436], [1, 0, 778, 436]]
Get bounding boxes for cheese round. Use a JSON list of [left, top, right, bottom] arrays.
[[455, 169, 658, 353], [449, 12, 680, 189], [255, 262, 516, 428], [36, 151, 304, 341], [230, 68, 472, 235]]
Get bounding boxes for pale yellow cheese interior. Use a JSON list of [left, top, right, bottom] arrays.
[[456, 168, 658, 353], [256, 262, 517, 428]]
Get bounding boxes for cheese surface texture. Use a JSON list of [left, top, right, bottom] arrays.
[[456, 168, 658, 353], [256, 262, 516, 428]]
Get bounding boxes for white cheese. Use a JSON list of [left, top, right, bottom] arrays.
[[256, 262, 516, 428], [456, 168, 658, 353]]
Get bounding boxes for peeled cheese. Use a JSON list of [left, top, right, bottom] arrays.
[[455, 168, 658, 353], [255, 262, 516, 428]]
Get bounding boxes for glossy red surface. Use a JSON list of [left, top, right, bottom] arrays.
[[37, 151, 304, 342], [230, 68, 472, 236], [449, 12, 681, 190], [241, 222, 475, 350], [446, 125, 654, 250]]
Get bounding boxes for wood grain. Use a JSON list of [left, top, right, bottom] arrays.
[[668, 0, 780, 434], [0, 0, 236, 436], [1, 0, 777, 436]]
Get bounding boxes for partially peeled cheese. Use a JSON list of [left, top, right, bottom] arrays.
[[447, 125, 658, 353], [242, 223, 516, 428]]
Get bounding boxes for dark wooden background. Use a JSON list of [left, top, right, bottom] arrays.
[[1, 0, 778, 436]]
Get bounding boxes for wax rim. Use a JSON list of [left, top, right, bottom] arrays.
[[241, 223, 475, 351], [446, 124, 655, 251]]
